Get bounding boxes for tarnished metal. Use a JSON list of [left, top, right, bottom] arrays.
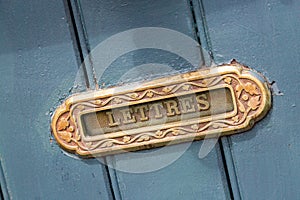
[[51, 61, 271, 157]]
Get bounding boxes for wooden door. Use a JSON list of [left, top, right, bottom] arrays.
[[0, 0, 299, 199]]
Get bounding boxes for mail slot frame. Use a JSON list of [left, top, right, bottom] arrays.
[[51, 62, 271, 157]]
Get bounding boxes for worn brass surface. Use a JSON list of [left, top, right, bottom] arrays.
[[51, 61, 271, 157]]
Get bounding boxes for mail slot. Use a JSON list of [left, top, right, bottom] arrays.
[[51, 62, 271, 157], [81, 88, 234, 137]]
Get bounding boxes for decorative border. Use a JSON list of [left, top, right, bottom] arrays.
[[51, 61, 271, 157], [77, 84, 237, 142]]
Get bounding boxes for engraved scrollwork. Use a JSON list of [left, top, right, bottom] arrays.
[[85, 77, 219, 108], [53, 105, 88, 153], [56, 115, 75, 143]]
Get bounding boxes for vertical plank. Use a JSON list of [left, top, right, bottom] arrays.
[[78, 0, 231, 199], [200, 0, 300, 199], [79, 0, 201, 87], [0, 0, 112, 199], [109, 143, 231, 200]]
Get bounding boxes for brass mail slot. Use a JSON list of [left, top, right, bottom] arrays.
[[81, 88, 234, 137], [51, 61, 271, 157]]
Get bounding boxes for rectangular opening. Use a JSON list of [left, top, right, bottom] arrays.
[[81, 88, 234, 137]]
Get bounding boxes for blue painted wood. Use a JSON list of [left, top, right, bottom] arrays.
[[0, 1, 112, 199], [79, 0, 201, 88], [200, 0, 300, 199], [0, 163, 8, 199], [78, 0, 231, 199], [109, 143, 231, 200]]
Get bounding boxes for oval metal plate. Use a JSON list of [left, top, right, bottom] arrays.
[[51, 61, 271, 157]]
